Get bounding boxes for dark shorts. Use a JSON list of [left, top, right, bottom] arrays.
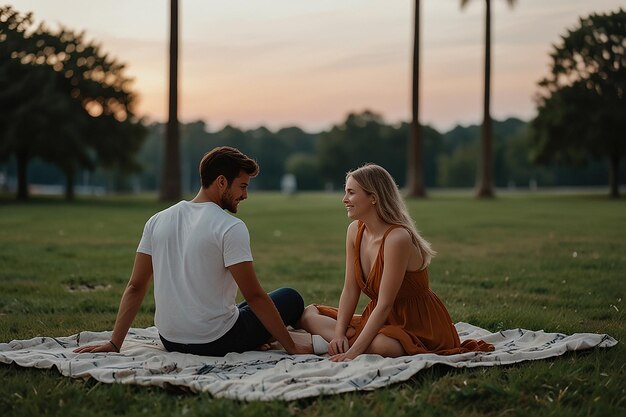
[[159, 287, 304, 356]]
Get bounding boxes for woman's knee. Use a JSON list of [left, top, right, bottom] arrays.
[[366, 334, 405, 357]]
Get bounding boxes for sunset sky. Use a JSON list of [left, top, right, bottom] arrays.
[[8, 0, 624, 132]]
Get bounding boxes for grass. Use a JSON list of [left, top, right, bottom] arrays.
[[0, 191, 624, 417]]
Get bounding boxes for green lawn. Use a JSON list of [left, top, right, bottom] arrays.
[[0, 192, 624, 417]]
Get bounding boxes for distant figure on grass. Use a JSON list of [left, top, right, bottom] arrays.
[[74, 147, 312, 356], [300, 164, 494, 361]]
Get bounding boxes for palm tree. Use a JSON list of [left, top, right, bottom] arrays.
[[461, 0, 517, 198], [160, 0, 181, 201], [406, 0, 426, 197]]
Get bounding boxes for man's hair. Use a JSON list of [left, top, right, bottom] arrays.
[[199, 146, 259, 188]]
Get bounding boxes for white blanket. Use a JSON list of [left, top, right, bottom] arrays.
[[0, 323, 616, 401]]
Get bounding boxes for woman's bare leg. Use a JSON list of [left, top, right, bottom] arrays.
[[298, 305, 339, 341], [365, 334, 406, 357]]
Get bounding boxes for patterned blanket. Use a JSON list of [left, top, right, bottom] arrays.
[[0, 323, 616, 401]]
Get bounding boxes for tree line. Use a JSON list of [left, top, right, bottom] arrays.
[[3, 112, 617, 195], [1, 6, 624, 198], [134, 114, 621, 193]]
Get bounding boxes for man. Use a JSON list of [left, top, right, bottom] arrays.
[[75, 147, 311, 356]]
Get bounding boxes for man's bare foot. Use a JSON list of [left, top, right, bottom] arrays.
[[256, 340, 284, 351]]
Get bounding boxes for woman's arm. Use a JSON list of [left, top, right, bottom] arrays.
[[329, 221, 361, 354], [74, 252, 153, 353], [332, 228, 413, 360]]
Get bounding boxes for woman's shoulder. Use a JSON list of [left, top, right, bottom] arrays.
[[345, 220, 360, 242], [385, 226, 424, 268], [347, 220, 360, 233], [385, 225, 412, 243]]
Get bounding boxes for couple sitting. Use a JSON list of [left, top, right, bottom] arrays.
[[75, 147, 492, 361]]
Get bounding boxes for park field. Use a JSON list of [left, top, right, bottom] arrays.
[[0, 191, 624, 417]]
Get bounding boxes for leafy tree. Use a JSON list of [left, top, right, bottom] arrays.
[[317, 111, 443, 189], [317, 111, 386, 189], [439, 118, 542, 188], [275, 126, 317, 155], [248, 127, 291, 190], [0, 6, 145, 200], [461, 0, 517, 198], [160, 0, 181, 201], [285, 153, 323, 190], [531, 9, 626, 198], [213, 125, 253, 155], [180, 121, 212, 193], [438, 144, 477, 187], [0, 8, 44, 199]]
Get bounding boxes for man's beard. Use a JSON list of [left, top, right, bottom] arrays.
[[220, 189, 238, 213]]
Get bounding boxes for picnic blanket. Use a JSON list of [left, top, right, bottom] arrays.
[[0, 323, 616, 401]]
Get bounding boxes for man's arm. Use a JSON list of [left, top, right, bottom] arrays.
[[74, 252, 153, 353], [228, 261, 311, 355]]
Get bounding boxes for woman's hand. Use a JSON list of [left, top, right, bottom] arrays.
[[73, 341, 119, 354], [329, 348, 360, 362], [328, 336, 350, 355]]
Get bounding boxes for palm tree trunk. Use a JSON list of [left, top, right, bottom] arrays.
[[65, 169, 75, 201], [476, 0, 494, 198], [608, 153, 620, 198], [160, 0, 182, 201], [16, 149, 29, 200], [407, 0, 426, 197]]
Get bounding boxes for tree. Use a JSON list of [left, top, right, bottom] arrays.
[[317, 111, 443, 189], [406, 0, 425, 197], [0, 6, 145, 200], [461, 0, 517, 198], [160, 0, 181, 201], [318, 111, 386, 189], [531, 9, 626, 198], [285, 153, 323, 190], [0, 8, 39, 199]]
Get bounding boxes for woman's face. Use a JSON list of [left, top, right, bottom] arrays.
[[343, 176, 375, 219]]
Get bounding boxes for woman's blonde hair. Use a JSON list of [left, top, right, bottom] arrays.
[[347, 163, 435, 268]]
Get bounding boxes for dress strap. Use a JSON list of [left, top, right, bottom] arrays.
[[353, 221, 369, 289], [355, 221, 366, 252], [382, 224, 402, 241]]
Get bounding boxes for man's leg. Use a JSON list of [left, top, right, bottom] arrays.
[[160, 288, 304, 356], [234, 287, 305, 350]]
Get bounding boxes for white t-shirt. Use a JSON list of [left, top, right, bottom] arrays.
[[137, 201, 253, 344]]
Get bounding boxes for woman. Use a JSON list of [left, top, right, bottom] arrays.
[[300, 164, 493, 361]]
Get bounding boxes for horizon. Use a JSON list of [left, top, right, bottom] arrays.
[[7, 0, 624, 132]]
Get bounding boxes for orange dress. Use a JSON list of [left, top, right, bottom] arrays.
[[316, 222, 494, 355]]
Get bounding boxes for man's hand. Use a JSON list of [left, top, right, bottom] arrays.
[[73, 341, 119, 354]]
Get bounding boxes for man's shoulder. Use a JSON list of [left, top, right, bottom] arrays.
[[153, 200, 186, 215], [194, 204, 247, 234], [219, 212, 247, 232]]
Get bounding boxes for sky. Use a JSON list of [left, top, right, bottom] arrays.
[[7, 0, 625, 132]]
